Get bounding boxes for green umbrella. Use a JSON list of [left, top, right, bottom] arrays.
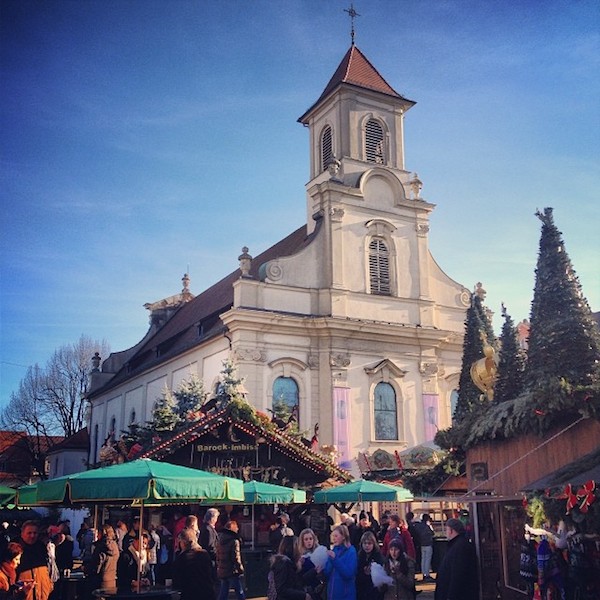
[[240, 481, 306, 550], [0, 485, 16, 507], [15, 484, 38, 507], [35, 459, 244, 504], [243, 481, 306, 504], [313, 479, 413, 503]]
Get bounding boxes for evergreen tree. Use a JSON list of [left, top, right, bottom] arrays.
[[495, 304, 526, 403], [453, 283, 497, 423], [152, 385, 179, 432], [527, 208, 600, 389], [173, 374, 206, 420]]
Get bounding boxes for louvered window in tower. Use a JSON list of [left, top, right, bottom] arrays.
[[365, 119, 384, 164], [321, 125, 333, 172], [369, 238, 391, 295]]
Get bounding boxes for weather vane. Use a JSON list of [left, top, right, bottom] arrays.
[[344, 3, 360, 45]]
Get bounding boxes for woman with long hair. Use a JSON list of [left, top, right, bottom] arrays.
[[297, 529, 325, 599], [268, 536, 310, 600], [356, 532, 383, 600], [0, 542, 35, 600], [382, 539, 415, 600], [323, 525, 357, 600]]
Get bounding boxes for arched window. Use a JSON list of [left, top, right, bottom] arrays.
[[272, 377, 299, 430], [369, 238, 391, 295], [365, 119, 384, 163], [450, 389, 459, 422], [129, 408, 136, 425], [321, 125, 333, 172], [374, 382, 398, 440], [110, 416, 116, 435]]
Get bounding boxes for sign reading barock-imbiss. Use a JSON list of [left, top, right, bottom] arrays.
[[196, 443, 258, 452]]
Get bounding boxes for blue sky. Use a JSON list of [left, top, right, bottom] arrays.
[[1, 0, 599, 406]]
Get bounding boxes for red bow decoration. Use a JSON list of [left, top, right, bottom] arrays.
[[564, 484, 579, 513], [577, 480, 596, 513]]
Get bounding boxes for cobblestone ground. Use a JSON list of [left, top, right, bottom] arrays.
[[246, 573, 437, 600]]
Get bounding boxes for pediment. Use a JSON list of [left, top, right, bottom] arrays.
[[364, 359, 407, 379]]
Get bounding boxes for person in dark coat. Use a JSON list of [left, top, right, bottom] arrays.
[[52, 532, 74, 573], [117, 533, 150, 591], [268, 536, 310, 600], [172, 528, 216, 600], [216, 521, 245, 600], [434, 518, 479, 600], [352, 513, 377, 550], [199, 509, 220, 565], [15, 521, 53, 600], [356, 531, 383, 600]]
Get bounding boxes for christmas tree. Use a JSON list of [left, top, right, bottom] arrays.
[[495, 304, 526, 403], [526, 208, 600, 390], [453, 283, 496, 423]]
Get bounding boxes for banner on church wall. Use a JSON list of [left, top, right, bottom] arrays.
[[333, 387, 352, 469], [423, 393, 439, 441]]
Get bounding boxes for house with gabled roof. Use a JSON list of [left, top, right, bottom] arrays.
[[86, 42, 469, 484]]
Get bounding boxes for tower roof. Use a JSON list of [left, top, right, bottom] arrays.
[[299, 45, 414, 123]]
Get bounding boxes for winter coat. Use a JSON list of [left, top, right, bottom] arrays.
[[356, 549, 384, 600], [434, 534, 479, 600], [0, 563, 25, 600], [382, 528, 416, 560], [216, 529, 244, 579], [299, 552, 324, 598], [90, 536, 120, 589], [172, 548, 216, 600], [117, 547, 149, 590], [268, 554, 306, 600], [54, 537, 74, 571], [323, 544, 357, 600], [382, 555, 415, 600], [15, 540, 53, 600], [199, 523, 219, 563]]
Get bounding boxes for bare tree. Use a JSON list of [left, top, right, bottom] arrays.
[[0, 335, 110, 479]]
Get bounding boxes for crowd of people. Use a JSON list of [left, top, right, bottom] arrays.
[[0, 508, 478, 600]]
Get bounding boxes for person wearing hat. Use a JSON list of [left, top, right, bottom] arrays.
[[434, 518, 478, 600], [352, 512, 376, 550]]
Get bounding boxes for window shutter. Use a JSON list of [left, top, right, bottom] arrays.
[[365, 119, 384, 163], [369, 238, 391, 295], [321, 126, 333, 172]]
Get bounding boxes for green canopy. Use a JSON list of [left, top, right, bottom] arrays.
[[34, 459, 244, 505], [0, 485, 16, 507], [313, 479, 413, 503], [243, 481, 306, 504], [15, 484, 38, 507]]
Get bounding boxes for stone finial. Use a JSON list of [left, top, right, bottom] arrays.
[[409, 172, 423, 199], [182, 273, 190, 293], [327, 157, 342, 182], [91, 352, 101, 372], [238, 247, 253, 278], [474, 282, 486, 300]]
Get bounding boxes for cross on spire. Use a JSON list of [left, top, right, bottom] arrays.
[[344, 3, 360, 45]]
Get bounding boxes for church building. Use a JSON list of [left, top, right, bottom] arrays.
[[87, 42, 470, 481]]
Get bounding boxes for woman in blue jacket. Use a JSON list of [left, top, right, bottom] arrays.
[[324, 525, 357, 600]]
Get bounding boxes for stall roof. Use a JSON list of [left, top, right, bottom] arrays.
[[522, 446, 600, 491]]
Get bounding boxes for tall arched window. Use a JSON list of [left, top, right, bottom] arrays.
[[129, 408, 136, 424], [365, 119, 384, 163], [110, 416, 116, 435], [369, 238, 391, 295], [321, 125, 333, 172], [272, 377, 299, 430], [374, 382, 398, 440]]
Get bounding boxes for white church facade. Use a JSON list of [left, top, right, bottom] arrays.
[[87, 44, 469, 478]]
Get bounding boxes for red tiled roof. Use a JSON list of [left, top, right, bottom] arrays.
[[299, 45, 415, 123], [90, 223, 318, 397], [47, 428, 89, 453]]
